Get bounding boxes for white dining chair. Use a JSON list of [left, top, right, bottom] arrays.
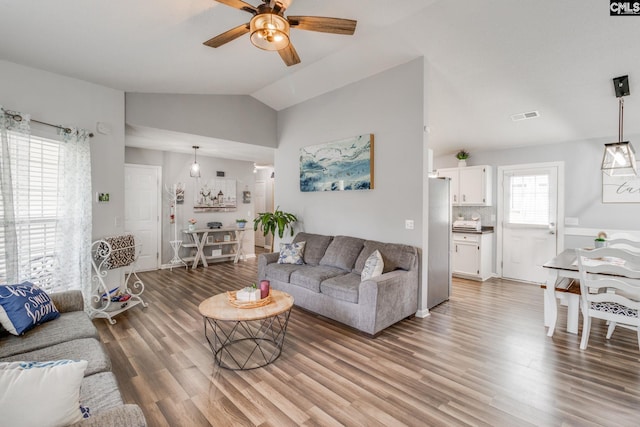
[[607, 238, 640, 253], [575, 247, 640, 350]]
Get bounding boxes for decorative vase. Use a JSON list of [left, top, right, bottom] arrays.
[[237, 222, 246, 229], [458, 160, 467, 167], [594, 239, 606, 248], [188, 224, 196, 232], [259, 280, 270, 299]]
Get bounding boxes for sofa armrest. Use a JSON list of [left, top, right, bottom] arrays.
[[359, 269, 419, 334], [258, 252, 280, 280], [71, 405, 146, 427], [50, 290, 85, 313]]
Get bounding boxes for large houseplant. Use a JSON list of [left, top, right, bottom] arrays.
[[253, 207, 298, 240]]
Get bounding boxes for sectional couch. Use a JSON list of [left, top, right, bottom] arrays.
[[0, 290, 146, 426], [258, 232, 419, 336]]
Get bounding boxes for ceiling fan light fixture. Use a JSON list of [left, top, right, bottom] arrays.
[[250, 12, 290, 51]]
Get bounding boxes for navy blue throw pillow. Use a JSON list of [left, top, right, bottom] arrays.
[[0, 281, 60, 335]]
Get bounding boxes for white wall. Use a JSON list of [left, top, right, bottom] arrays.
[[125, 147, 256, 263], [0, 60, 125, 240], [275, 58, 425, 246], [126, 93, 278, 147]]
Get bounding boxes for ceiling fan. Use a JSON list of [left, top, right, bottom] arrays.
[[203, 0, 357, 66]]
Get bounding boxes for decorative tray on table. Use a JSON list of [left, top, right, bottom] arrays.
[[226, 290, 273, 309]]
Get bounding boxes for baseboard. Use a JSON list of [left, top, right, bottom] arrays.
[[415, 308, 430, 318]]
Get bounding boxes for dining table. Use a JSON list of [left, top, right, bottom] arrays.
[[542, 249, 583, 337]]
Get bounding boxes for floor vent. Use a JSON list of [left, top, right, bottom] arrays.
[[511, 111, 540, 121]]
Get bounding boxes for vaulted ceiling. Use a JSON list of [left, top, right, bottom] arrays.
[[1, 0, 639, 160]]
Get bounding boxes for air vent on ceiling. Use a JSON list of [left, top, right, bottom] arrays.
[[511, 111, 540, 121]]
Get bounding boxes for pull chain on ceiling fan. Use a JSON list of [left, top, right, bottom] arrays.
[[203, 0, 357, 66]]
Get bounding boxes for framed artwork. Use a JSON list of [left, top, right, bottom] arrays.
[[194, 178, 237, 212], [300, 134, 374, 192], [602, 173, 640, 203]]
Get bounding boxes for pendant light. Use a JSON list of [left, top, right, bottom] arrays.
[[190, 146, 201, 178], [602, 75, 637, 176]]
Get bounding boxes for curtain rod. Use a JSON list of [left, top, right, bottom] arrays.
[[1, 108, 94, 138]]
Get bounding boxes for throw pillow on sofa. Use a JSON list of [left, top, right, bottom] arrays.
[[278, 241, 306, 265], [361, 250, 384, 280], [0, 282, 60, 335], [0, 359, 89, 427]]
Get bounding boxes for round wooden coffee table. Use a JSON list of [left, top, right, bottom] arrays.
[[198, 289, 294, 370]]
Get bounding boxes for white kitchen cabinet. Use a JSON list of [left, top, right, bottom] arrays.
[[437, 165, 492, 206], [452, 232, 493, 281]]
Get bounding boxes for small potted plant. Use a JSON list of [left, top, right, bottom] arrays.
[[236, 219, 248, 229], [188, 218, 197, 232], [456, 149, 470, 167], [595, 231, 607, 248]]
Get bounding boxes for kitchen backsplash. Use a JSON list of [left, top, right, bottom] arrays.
[[452, 206, 496, 226]]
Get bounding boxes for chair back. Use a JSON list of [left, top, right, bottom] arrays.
[[575, 247, 640, 315], [607, 238, 640, 253]]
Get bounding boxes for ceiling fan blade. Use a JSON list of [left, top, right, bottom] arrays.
[[287, 16, 357, 35], [203, 23, 250, 48], [278, 43, 301, 67], [214, 0, 257, 14]]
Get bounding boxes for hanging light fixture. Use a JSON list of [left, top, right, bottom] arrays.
[[602, 75, 637, 176], [249, 7, 290, 51], [190, 146, 201, 178]]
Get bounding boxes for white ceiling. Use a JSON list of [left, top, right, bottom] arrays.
[[1, 0, 640, 162]]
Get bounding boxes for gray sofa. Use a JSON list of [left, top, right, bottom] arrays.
[[0, 290, 146, 427], [258, 233, 419, 336]]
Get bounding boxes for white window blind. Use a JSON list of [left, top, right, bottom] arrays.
[[507, 174, 550, 225], [0, 130, 61, 290]]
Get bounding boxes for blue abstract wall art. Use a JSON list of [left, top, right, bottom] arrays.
[[300, 134, 374, 192]]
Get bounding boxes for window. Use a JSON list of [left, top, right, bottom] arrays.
[[507, 174, 550, 225], [0, 131, 62, 290]]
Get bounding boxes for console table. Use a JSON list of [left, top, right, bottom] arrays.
[[182, 227, 246, 269]]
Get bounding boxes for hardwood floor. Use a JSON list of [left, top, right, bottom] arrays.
[[95, 255, 640, 426]]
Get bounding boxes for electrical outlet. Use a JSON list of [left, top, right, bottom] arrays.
[[405, 220, 414, 230]]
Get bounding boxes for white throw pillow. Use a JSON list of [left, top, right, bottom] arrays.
[[361, 250, 384, 280], [0, 360, 88, 427]]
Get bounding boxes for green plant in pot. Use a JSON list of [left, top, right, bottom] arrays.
[[455, 149, 470, 167], [235, 219, 248, 229], [253, 207, 298, 245], [595, 231, 607, 248]]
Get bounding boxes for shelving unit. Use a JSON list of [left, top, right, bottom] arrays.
[[182, 227, 246, 269], [90, 237, 148, 324]]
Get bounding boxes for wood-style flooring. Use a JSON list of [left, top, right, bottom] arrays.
[[95, 253, 640, 426]]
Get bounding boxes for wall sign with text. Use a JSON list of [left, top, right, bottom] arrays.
[[602, 173, 640, 203]]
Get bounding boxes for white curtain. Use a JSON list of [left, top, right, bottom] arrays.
[[0, 106, 92, 307]]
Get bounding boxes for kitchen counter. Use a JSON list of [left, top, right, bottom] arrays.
[[452, 226, 494, 234]]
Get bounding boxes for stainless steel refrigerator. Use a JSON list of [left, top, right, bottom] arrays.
[[427, 177, 452, 309]]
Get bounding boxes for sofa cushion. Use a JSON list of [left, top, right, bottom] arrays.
[[319, 236, 365, 271], [290, 266, 348, 293], [320, 273, 362, 303], [0, 311, 98, 358], [354, 241, 417, 274], [0, 359, 88, 426], [293, 233, 333, 266], [79, 372, 124, 413], [0, 282, 60, 335], [265, 263, 306, 283], [277, 241, 306, 265], [0, 338, 111, 377]]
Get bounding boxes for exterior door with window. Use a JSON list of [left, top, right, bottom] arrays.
[[501, 165, 560, 283]]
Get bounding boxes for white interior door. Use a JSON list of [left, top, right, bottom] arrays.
[[124, 164, 161, 271], [500, 164, 561, 283], [254, 180, 266, 248]]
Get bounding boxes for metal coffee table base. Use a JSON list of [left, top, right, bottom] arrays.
[[203, 309, 292, 370]]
